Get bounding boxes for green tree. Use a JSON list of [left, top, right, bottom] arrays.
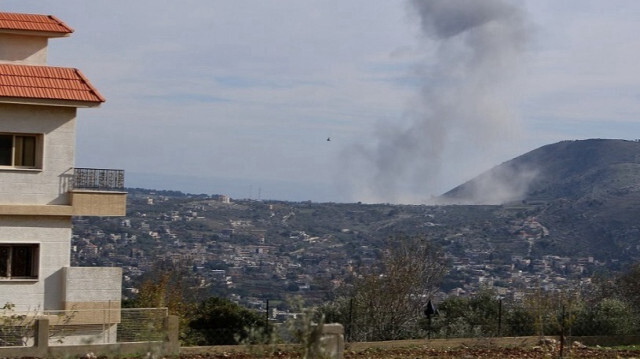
[[520, 288, 578, 336], [504, 305, 535, 336], [426, 290, 502, 338], [572, 298, 635, 336], [616, 263, 640, 310], [188, 297, 266, 345]]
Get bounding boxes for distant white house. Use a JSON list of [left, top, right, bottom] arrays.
[[0, 11, 127, 345]]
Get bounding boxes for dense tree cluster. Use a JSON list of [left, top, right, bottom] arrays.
[[188, 297, 266, 346], [422, 290, 637, 338], [317, 241, 640, 341], [126, 240, 640, 345]]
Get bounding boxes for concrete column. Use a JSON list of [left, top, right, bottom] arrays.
[[321, 323, 344, 359], [163, 315, 180, 356], [34, 318, 49, 357]]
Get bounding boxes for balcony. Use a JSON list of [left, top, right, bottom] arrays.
[[72, 167, 124, 190], [70, 168, 127, 216]]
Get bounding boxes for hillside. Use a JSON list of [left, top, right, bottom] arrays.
[[441, 139, 640, 261], [73, 139, 640, 306], [442, 139, 640, 204]]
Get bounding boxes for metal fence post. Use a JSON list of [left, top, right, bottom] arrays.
[[559, 305, 565, 359], [348, 298, 353, 342], [498, 299, 502, 337], [265, 299, 270, 339]]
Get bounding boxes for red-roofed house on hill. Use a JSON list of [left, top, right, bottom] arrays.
[[0, 11, 126, 345]]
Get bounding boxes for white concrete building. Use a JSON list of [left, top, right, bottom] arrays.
[[0, 12, 126, 344]]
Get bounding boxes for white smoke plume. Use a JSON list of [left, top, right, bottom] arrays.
[[341, 0, 531, 204], [439, 164, 539, 205]]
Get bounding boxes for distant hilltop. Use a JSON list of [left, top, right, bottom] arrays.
[[440, 139, 640, 205]]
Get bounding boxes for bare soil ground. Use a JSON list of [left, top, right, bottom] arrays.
[[179, 346, 640, 358], [179, 336, 640, 358]]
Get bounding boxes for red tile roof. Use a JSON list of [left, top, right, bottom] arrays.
[[0, 64, 105, 104], [0, 12, 73, 35]]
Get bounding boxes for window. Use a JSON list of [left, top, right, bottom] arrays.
[[0, 244, 39, 279], [0, 133, 41, 168]]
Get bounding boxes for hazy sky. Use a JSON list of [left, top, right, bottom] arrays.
[[4, 1, 640, 203]]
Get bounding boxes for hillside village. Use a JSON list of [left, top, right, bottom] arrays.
[[71, 188, 613, 312]]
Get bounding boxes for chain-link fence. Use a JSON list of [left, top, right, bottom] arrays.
[[117, 308, 169, 342], [0, 307, 168, 347], [0, 309, 35, 347]]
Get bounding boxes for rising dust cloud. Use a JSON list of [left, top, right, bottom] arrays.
[[341, 0, 535, 204]]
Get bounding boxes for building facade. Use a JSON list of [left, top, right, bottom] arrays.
[[0, 12, 126, 344]]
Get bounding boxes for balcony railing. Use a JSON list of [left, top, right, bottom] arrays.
[[73, 168, 125, 191]]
